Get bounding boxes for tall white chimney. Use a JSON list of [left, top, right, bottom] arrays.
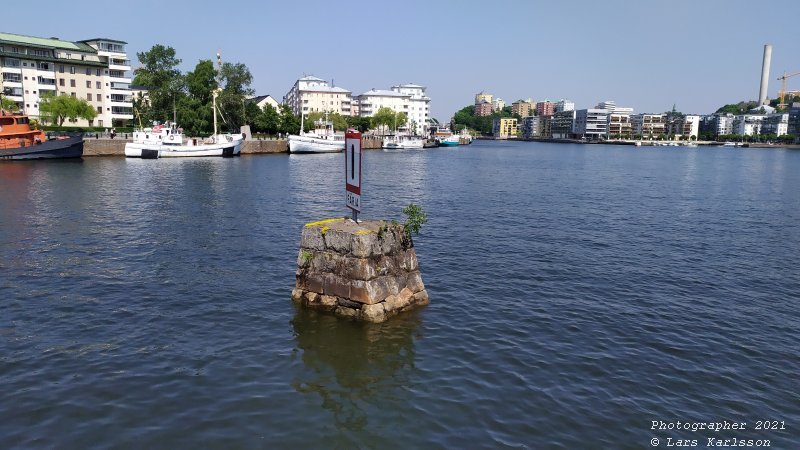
[[759, 44, 772, 106]]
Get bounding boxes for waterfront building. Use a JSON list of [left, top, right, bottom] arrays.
[[0, 32, 133, 127], [493, 97, 505, 111], [350, 98, 360, 117], [540, 116, 552, 139], [551, 110, 576, 139], [283, 76, 352, 116], [520, 115, 540, 138], [475, 91, 493, 105], [536, 100, 556, 117], [682, 115, 701, 139], [761, 113, 789, 136], [512, 100, 533, 117], [492, 117, 518, 138], [789, 103, 800, 138], [700, 113, 734, 137], [574, 108, 608, 140], [475, 100, 493, 117], [555, 99, 575, 113], [251, 94, 279, 111], [608, 112, 633, 139], [631, 114, 666, 139], [732, 114, 765, 136], [391, 83, 430, 136]]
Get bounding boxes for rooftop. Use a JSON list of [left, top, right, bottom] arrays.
[[301, 86, 350, 94], [358, 89, 409, 98], [0, 32, 93, 52], [299, 75, 326, 82]]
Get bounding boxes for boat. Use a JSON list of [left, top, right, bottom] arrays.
[[438, 135, 460, 147], [458, 127, 473, 145], [288, 112, 345, 154], [722, 142, 737, 147], [125, 90, 243, 158], [382, 133, 424, 151], [0, 111, 83, 160]]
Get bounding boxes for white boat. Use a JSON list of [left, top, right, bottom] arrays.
[[288, 113, 344, 154], [125, 90, 243, 159], [382, 134, 424, 151]]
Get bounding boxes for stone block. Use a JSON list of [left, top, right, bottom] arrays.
[[362, 303, 386, 322], [352, 232, 376, 258], [413, 289, 430, 305], [350, 276, 399, 305], [324, 274, 351, 299], [300, 227, 325, 251], [312, 251, 342, 273], [405, 272, 425, 293], [291, 288, 304, 303], [304, 291, 320, 305], [344, 258, 377, 281], [397, 250, 419, 272], [320, 295, 337, 311], [337, 297, 363, 310], [306, 273, 325, 294], [334, 306, 359, 319], [397, 287, 414, 310], [324, 229, 351, 254]]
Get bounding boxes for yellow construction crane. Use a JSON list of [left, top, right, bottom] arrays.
[[777, 71, 800, 108]]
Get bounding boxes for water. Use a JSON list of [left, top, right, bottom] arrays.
[[1, 141, 799, 448]]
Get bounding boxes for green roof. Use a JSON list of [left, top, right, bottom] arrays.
[[0, 32, 93, 52]]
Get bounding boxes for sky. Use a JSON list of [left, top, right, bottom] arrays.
[[4, 0, 799, 119]]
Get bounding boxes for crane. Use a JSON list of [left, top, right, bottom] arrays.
[[777, 71, 800, 108]]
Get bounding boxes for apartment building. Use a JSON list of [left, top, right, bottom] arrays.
[[555, 99, 575, 113], [551, 110, 576, 139], [574, 108, 608, 140], [608, 113, 633, 138], [492, 98, 505, 111], [475, 100, 493, 117], [390, 84, 430, 135], [492, 117, 517, 138], [536, 100, 556, 117], [0, 32, 133, 127], [512, 100, 532, 117], [475, 91, 493, 105], [631, 114, 666, 139], [520, 115, 540, 138], [700, 113, 734, 137], [283, 76, 352, 116]]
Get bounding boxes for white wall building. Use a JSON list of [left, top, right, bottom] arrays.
[[355, 88, 409, 132], [283, 76, 352, 116], [390, 83, 430, 136], [574, 108, 609, 139], [555, 99, 575, 112], [492, 97, 505, 111], [0, 32, 133, 127]]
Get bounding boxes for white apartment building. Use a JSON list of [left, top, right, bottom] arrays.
[[492, 97, 505, 111], [733, 113, 789, 136], [555, 99, 575, 112], [283, 76, 352, 116], [390, 84, 430, 135], [0, 32, 133, 127], [574, 108, 609, 139], [631, 114, 666, 138]]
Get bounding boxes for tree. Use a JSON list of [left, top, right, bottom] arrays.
[[278, 104, 300, 135], [305, 111, 348, 132], [132, 45, 183, 123], [0, 95, 20, 113], [346, 115, 371, 132], [254, 104, 280, 134], [217, 62, 255, 131], [39, 92, 97, 126], [371, 107, 402, 135]]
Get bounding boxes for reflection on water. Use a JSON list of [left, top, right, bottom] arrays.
[[291, 306, 421, 433]]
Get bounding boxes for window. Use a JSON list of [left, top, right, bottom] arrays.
[[97, 106, 102, 113], [87, 93, 92, 101], [71, 93, 76, 97], [59, 79, 65, 86], [70, 79, 76, 87], [99, 120, 103, 127], [86, 80, 91, 88], [70, 66, 75, 74], [59, 65, 64, 73], [85, 68, 91, 75], [96, 81, 101, 89], [96, 94, 102, 101], [96, 68, 101, 76]]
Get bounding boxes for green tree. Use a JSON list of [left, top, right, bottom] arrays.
[[132, 45, 183, 123], [0, 95, 20, 113], [217, 62, 255, 131], [39, 93, 97, 126], [254, 104, 280, 134], [279, 104, 300, 135], [305, 111, 348, 132], [176, 60, 217, 135], [345, 115, 371, 132], [371, 107, 397, 135]]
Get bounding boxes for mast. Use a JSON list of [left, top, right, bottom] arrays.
[[213, 49, 222, 138]]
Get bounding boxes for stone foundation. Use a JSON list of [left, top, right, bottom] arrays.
[[292, 218, 428, 322]]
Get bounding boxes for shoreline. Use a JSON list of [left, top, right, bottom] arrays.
[[475, 136, 800, 150]]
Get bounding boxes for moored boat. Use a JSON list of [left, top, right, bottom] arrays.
[[438, 135, 460, 147], [0, 111, 83, 160], [288, 113, 345, 154]]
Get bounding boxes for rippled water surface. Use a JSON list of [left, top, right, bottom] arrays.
[[2, 142, 799, 448]]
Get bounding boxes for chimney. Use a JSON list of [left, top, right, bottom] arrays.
[[759, 44, 772, 106]]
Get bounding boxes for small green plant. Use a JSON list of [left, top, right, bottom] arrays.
[[300, 249, 314, 265], [402, 203, 428, 236]]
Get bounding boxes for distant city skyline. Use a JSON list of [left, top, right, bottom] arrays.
[[4, 0, 799, 120]]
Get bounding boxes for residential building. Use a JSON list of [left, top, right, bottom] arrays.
[[551, 110, 576, 139], [536, 100, 556, 117], [492, 117, 517, 138], [493, 97, 505, 111], [681, 115, 701, 138], [607, 112, 633, 139], [391, 83, 430, 135], [788, 103, 800, 137], [732, 114, 765, 136], [761, 113, 789, 136], [475, 91, 493, 105], [0, 32, 133, 127], [540, 116, 552, 139], [283, 75, 352, 116], [574, 108, 608, 140], [555, 99, 575, 113], [700, 113, 734, 137], [512, 100, 532, 117], [251, 94, 279, 111], [520, 115, 540, 138], [475, 100, 493, 117], [631, 114, 666, 139]]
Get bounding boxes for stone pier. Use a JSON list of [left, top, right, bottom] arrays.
[[291, 218, 429, 322]]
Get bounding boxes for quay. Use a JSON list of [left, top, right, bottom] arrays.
[[79, 136, 384, 156]]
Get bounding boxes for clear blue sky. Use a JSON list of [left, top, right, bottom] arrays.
[[4, 0, 799, 119]]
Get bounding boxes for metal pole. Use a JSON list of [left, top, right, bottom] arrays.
[[352, 210, 358, 223]]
